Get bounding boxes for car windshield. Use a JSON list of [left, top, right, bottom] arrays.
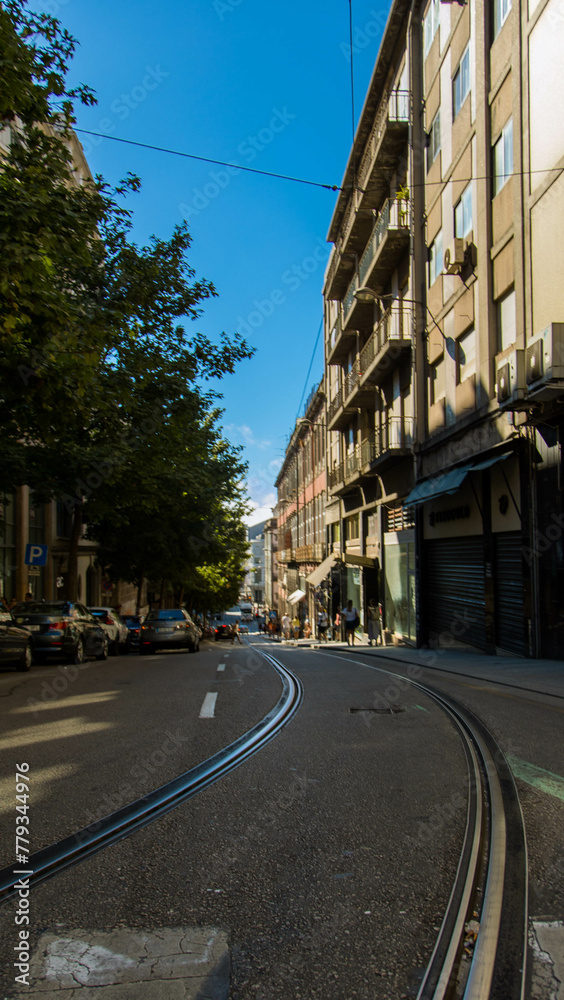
[[123, 616, 141, 625], [146, 610, 184, 621]]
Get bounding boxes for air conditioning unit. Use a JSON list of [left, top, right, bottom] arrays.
[[525, 323, 564, 401], [496, 349, 526, 409], [443, 238, 466, 275]]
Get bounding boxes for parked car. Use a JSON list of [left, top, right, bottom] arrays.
[[214, 624, 232, 641], [140, 609, 200, 654], [11, 602, 108, 664], [88, 607, 129, 655], [238, 624, 250, 634], [0, 611, 33, 671], [121, 614, 144, 651]]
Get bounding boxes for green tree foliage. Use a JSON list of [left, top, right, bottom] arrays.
[[0, 1, 254, 603]]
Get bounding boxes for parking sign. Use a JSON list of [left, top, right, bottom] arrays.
[[25, 544, 48, 566]]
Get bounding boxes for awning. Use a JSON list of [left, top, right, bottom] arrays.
[[287, 589, 306, 604], [305, 553, 337, 587], [342, 553, 377, 568], [404, 453, 510, 508]]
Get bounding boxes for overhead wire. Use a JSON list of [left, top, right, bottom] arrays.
[[296, 317, 324, 420], [73, 128, 342, 192]]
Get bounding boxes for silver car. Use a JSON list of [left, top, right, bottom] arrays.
[[88, 607, 129, 655], [139, 609, 200, 655]]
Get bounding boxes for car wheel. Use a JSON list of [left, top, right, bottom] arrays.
[[17, 641, 33, 672], [96, 637, 109, 661], [68, 639, 84, 666]]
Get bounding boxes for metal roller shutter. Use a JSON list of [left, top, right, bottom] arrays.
[[494, 532, 527, 656], [425, 537, 487, 650]]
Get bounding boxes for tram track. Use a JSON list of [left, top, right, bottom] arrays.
[[314, 647, 528, 1000], [0, 648, 303, 906]]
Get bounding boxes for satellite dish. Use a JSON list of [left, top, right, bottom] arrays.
[[446, 337, 457, 360]]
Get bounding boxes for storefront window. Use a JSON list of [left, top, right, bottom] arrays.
[[384, 537, 416, 642]]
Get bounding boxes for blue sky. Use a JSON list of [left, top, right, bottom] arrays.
[[41, 0, 389, 523]]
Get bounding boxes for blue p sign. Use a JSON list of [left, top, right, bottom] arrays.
[[25, 544, 48, 566]]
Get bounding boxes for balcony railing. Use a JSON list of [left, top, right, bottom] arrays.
[[357, 90, 411, 192], [295, 543, 324, 562], [361, 417, 414, 464], [359, 303, 413, 375], [359, 197, 411, 286], [344, 359, 361, 400], [327, 386, 344, 423], [342, 197, 411, 326]]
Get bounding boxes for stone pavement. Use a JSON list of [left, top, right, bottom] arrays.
[[16, 927, 229, 1000]]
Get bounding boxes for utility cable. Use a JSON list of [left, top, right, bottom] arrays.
[[296, 316, 324, 419], [73, 128, 342, 192]]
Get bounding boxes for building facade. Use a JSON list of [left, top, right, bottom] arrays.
[[323, 0, 564, 657], [276, 385, 327, 629]]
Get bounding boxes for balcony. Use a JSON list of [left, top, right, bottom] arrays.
[[325, 90, 411, 300], [295, 543, 324, 563], [328, 417, 414, 495], [361, 416, 414, 471], [277, 549, 296, 564], [341, 198, 411, 331], [327, 310, 357, 365], [357, 91, 411, 211]]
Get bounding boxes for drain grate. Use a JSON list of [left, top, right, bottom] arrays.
[[349, 707, 404, 714]]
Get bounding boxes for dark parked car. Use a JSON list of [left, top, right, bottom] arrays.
[[11, 601, 108, 664], [88, 607, 128, 655], [121, 614, 144, 651], [0, 611, 33, 671], [140, 609, 200, 654], [214, 624, 232, 641]]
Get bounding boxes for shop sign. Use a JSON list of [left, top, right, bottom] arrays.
[[429, 505, 471, 527]]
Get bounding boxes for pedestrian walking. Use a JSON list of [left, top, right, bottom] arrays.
[[292, 615, 300, 639], [317, 608, 329, 641], [367, 598, 382, 646], [230, 619, 243, 645], [281, 613, 291, 640], [341, 600, 359, 646]]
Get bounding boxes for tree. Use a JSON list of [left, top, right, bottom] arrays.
[[0, 1, 254, 598]]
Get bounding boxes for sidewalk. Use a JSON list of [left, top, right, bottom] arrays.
[[264, 635, 564, 700]]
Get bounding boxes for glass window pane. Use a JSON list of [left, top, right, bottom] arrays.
[[458, 328, 476, 382]]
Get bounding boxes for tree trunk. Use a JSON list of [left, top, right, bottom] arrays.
[[178, 585, 184, 607], [159, 577, 166, 608], [66, 505, 83, 602]]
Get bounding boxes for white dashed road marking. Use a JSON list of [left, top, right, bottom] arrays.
[[199, 693, 218, 718], [217, 664, 226, 672]]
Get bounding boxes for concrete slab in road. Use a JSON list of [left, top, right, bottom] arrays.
[[17, 926, 229, 999]]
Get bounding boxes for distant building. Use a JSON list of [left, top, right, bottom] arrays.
[[276, 383, 327, 628], [245, 520, 267, 608]]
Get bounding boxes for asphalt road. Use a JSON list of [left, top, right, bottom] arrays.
[[0, 636, 561, 998]]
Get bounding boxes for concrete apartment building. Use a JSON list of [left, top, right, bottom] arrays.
[[323, 0, 564, 657], [275, 384, 327, 627]]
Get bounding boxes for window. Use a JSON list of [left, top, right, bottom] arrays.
[[424, 0, 440, 55], [346, 514, 360, 540], [494, 0, 511, 37], [455, 184, 473, 238], [497, 289, 516, 352], [428, 111, 441, 169], [429, 232, 443, 285], [457, 328, 476, 383], [453, 45, 470, 119], [429, 355, 446, 404], [493, 118, 513, 195]]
